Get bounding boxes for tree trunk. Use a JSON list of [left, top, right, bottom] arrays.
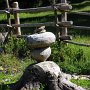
[[10, 61, 86, 90]]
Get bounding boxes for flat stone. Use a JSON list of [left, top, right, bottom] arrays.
[[26, 32, 56, 48], [31, 47, 51, 62]]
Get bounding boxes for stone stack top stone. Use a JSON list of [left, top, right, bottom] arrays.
[[26, 26, 56, 62], [34, 26, 46, 33], [27, 32, 56, 48]]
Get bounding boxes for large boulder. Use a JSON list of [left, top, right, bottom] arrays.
[[26, 32, 56, 48], [31, 47, 51, 62]]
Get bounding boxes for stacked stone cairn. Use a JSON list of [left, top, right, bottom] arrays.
[[26, 26, 56, 62]]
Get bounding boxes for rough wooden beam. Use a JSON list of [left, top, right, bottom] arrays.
[[63, 40, 90, 47], [57, 3, 72, 11], [71, 12, 90, 16], [0, 10, 7, 14], [71, 25, 90, 30], [12, 21, 73, 28], [60, 35, 72, 41], [8, 4, 72, 13]]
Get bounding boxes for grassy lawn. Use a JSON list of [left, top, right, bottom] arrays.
[[71, 79, 90, 89], [0, 54, 35, 84]]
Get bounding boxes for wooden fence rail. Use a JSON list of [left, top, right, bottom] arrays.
[[71, 26, 90, 30], [63, 40, 90, 47], [70, 12, 90, 16], [0, 0, 90, 46], [10, 4, 72, 13], [0, 10, 7, 14], [0, 1, 72, 38], [0, 4, 72, 14]]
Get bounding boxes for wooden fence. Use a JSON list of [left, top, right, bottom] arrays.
[[0, 0, 90, 46], [0, 0, 72, 37]]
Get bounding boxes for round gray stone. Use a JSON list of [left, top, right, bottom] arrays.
[[31, 47, 51, 62], [27, 32, 56, 48]]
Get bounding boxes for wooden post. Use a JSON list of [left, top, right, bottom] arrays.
[[6, 0, 10, 8], [61, 0, 67, 36], [53, 0, 60, 41], [6, 0, 11, 26], [13, 2, 21, 35]]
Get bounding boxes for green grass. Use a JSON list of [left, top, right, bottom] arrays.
[[51, 36, 90, 75], [0, 54, 35, 84], [72, 0, 90, 12], [0, 73, 22, 84], [71, 79, 90, 89]]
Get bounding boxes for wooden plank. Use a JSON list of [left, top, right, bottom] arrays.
[[71, 25, 90, 30], [71, 12, 90, 16], [0, 10, 7, 14], [63, 40, 90, 47], [10, 4, 72, 13], [59, 21, 73, 27], [0, 24, 8, 27], [12, 21, 73, 28], [60, 35, 72, 41], [57, 3, 72, 11], [12, 22, 55, 27]]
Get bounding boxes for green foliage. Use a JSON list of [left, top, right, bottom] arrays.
[[51, 41, 90, 75], [2, 36, 30, 58], [71, 79, 90, 89], [72, 0, 90, 12]]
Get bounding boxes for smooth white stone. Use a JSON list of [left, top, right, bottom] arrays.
[[27, 32, 56, 48], [31, 47, 51, 62]]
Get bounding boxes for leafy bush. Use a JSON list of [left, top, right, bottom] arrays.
[[51, 41, 90, 75], [2, 36, 31, 58]]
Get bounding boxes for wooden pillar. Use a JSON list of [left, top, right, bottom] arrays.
[[13, 2, 21, 35], [61, 0, 67, 36], [6, 0, 11, 26], [53, 0, 60, 41]]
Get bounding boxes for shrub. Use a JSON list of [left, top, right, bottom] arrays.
[[2, 36, 31, 58], [51, 41, 90, 75]]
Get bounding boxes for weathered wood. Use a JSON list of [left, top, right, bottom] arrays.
[[12, 21, 73, 27], [59, 21, 73, 27], [0, 24, 9, 27], [5, 0, 11, 27], [9, 3, 72, 13], [61, 0, 68, 36], [53, 0, 61, 41], [57, 3, 72, 11], [60, 35, 72, 41], [0, 10, 7, 14], [71, 12, 90, 16], [71, 25, 90, 30], [13, 2, 21, 35], [6, 0, 10, 8], [63, 40, 90, 47], [10, 61, 85, 90]]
